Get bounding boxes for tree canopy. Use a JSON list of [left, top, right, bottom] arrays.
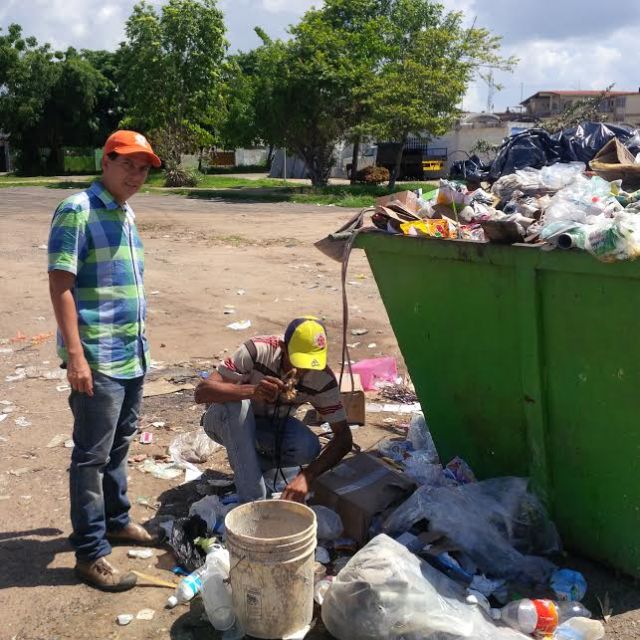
[[0, 0, 513, 181], [118, 0, 228, 164]]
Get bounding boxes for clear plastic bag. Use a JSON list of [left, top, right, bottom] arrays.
[[437, 179, 468, 206], [491, 163, 585, 200], [407, 413, 439, 463], [310, 505, 344, 541], [169, 429, 222, 474], [321, 534, 531, 640], [543, 175, 621, 225], [403, 455, 446, 486], [383, 478, 560, 585], [584, 212, 640, 262]]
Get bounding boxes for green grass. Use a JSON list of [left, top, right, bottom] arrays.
[[0, 172, 438, 208], [157, 181, 438, 208], [144, 173, 288, 189], [0, 174, 97, 189]]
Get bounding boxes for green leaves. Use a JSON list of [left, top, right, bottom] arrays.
[[118, 0, 228, 156]]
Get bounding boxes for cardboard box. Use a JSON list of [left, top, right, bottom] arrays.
[[310, 453, 416, 545]]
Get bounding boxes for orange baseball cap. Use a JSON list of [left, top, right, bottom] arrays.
[[104, 130, 161, 167]]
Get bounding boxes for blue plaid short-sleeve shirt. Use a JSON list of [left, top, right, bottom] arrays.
[[47, 181, 149, 379]]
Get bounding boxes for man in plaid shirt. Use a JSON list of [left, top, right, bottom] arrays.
[[48, 131, 161, 591]]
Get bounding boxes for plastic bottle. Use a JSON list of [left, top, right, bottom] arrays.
[[200, 546, 235, 631], [554, 617, 605, 640], [166, 564, 208, 608], [494, 599, 591, 635]]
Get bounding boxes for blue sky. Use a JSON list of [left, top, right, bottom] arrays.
[[1, 0, 638, 113]]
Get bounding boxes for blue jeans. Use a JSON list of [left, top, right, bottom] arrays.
[[202, 400, 321, 503], [68, 371, 144, 561]]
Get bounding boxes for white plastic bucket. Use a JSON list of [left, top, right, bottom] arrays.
[[225, 500, 317, 639]]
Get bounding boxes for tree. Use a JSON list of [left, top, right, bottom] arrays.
[[0, 25, 112, 173], [118, 0, 228, 166], [225, 2, 387, 187], [80, 49, 124, 141], [366, 1, 516, 189], [0, 24, 57, 171], [299, 0, 388, 184]]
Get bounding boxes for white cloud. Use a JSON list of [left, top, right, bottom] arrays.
[[2, 0, 640, 112], [261, 0, 318, 13]]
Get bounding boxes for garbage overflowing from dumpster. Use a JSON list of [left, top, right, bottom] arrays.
[[145, 409, 600, 640], [365, 165, 640, 262], [318, 121, 640, 264]]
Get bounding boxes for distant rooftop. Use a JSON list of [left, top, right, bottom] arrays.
[[522, 90, 639, 105]]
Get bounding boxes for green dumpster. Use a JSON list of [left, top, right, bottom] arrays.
[[356, 232, 640, 577]]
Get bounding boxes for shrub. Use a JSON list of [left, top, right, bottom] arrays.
[[164, 164, 202, 188], [356, 165, 390, 185]]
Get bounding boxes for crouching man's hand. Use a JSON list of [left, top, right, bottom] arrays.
[[281, 470, 310, 503]]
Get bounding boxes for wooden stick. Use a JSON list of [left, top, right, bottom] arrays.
[[131, 570, 178, 589]]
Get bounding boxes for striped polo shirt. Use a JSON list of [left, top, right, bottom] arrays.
[[47, 181, 149, 379], [218, 336, 346, 423]]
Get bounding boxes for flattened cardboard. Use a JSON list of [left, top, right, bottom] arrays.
[[310, 453, 416, 545], [376, 190, 420, 215]]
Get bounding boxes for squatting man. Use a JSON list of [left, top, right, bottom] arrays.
[[195, 316, 352, 502]]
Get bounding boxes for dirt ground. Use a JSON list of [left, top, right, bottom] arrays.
[[0, 187, 638, 640]]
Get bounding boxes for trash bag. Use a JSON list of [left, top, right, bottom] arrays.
[[168, 514, 210, 572], [553, 122, 640, 165], [189, 495, 233, 535], [321, 534, 530, 640], [383, 477, 560, 586], [448, 155, 490, 183], [311, 505, 344, 541], [488, 122, 640, 180], [489, 129, 565, 180]]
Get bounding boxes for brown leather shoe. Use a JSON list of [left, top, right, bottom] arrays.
[[75, 556, 137, 592], [107, 522, 158, 546]]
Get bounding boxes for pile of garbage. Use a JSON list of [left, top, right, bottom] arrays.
[[354, 121, 640, 263], [450, 121, 640, 182], [152, 412, 603, 640], [371, 161, 640, 262]]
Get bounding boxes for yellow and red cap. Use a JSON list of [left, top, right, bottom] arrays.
[[284, 316, 328, 371]]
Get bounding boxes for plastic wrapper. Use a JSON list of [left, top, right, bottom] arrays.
[[443, 457, 476, 485], [459, 223, 486, 242], [321, 534, 531, 640], [383, 477, 560, 586], [550, 568, 587, 602], [400, 219, 452, 239], [169, 429, 222, 475], [310, 505, 344, 541], [377, 438, 413, 463]]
